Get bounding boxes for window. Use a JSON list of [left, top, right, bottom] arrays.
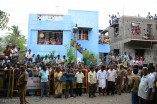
[[147, 24, 152, 35], [78, 30, 89, 40], [131, 23, 141, 35], [37, 30, 63, 45], [114, 27, 119, 37]]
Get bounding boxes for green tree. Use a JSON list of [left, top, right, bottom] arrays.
[[0, 37, 3, 52], [65, 45, 76, 67], [4, 25, 26, 50], [0, 10, 9, 30], [82, 50, 97, 66]]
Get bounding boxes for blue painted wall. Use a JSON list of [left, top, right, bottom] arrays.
[[27, 10, 110, 60]]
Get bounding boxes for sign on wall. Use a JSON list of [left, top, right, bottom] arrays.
[[26, 77, 41, 89], [37, 14, 63, 21]]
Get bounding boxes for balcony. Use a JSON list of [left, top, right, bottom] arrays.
[[126, 34, 157, 40], [98, 44, 110, 53]]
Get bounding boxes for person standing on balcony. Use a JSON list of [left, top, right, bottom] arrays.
[[117, 12, 120, 23], [147, 12, 153, 19]]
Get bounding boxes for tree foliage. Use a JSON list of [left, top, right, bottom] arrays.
[[82, 50, 97, 66], [65, 45, 76, 67], [0, 10, 9, 30], [4, 25, 26, 50]]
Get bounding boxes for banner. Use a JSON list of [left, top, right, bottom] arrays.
[[26, 77, 41, 89]]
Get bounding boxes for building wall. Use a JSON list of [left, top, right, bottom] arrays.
[[27, 10, 110, 60], [28, 14, 72, 56], [108, 16, 157, 64], [68, 10, 99, 55]]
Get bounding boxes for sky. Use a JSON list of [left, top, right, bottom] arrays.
[[0, 0, 157, 38]]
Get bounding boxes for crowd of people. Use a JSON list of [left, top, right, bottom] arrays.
[[146, 12, 157, 20], [98, 35, 110, 44], [1, 46, 157, 104], [109, 12, 120, 25], [108, 12, 157, 26]]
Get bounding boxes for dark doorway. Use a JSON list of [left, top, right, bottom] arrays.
[[135, 49, 145, 59], [113, 49, 119, 56]]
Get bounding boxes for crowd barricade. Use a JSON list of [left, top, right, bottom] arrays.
[[0, 69, 15, 98], [0, 68, 89, 97], [61, 69, 88, 94]]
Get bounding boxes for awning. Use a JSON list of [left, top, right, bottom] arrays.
[[101, 30, 108, 34], [124, 39, 157, 44], [78, 26, 92, 30], [124, 39, 157, 49], [110, 23, 118, 27]]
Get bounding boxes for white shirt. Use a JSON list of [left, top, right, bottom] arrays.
[[97, 70, 107, 80], [107, 69, 117, 82], [138, 74, 154, 100], [11, 48, 18, 54], [75, 72, 84, 83], [43, 58, 50, 64], [117, 14, 120, 19], [56, 58, 62, 64], [149, 73, 155, 92], [25, 52, 34, 59], [97, 69, 108, 88]]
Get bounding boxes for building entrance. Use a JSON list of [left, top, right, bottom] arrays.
[[135, 49, 145, 60]]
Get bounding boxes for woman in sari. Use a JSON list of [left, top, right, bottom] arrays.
[[54, 67, 63, 98]]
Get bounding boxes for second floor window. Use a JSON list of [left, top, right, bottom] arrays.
[[38, 30, 63, 45], [78, 30, 88, 40], [131, 23, 141, 35]]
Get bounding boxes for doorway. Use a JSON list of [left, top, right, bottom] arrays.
[[135, 49, 145, 59]]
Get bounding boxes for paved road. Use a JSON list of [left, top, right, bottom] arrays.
[[0, 93, 131, 104]]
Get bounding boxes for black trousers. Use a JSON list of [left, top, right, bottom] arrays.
[[89, 84, 97, 96], [107, 81, 115, 95], [139, 97, 152, 104], [99, 87, 105, 95], [65, 80, 74, 97], [76, 83, 82, 96]]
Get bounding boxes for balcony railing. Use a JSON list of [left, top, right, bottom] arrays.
[[125, 34, 157, 40]]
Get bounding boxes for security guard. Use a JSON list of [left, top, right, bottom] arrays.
[[17, 65, 29, 104]]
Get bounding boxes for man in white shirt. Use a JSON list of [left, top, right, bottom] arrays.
[[147, 12, 153, 19], [148, 66, 156, 104], [39, 65, 49, 97], [75, 67, 84, 96], [97, 65, 108, 96], [43, 55, 50, 64], [25, 49, 34, 64], [138, 67, 154, 104], [11, 45, 18, 57], [107, 65, 117, 95], [56, 55, 62, 65]]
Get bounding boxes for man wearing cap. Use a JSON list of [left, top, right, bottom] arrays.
[[17, 65, 29, 104]]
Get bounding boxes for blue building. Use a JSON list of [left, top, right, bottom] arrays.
[[27, 10, 110, 63]]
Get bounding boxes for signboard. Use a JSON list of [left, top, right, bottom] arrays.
[[26, 77, 41, 89]]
